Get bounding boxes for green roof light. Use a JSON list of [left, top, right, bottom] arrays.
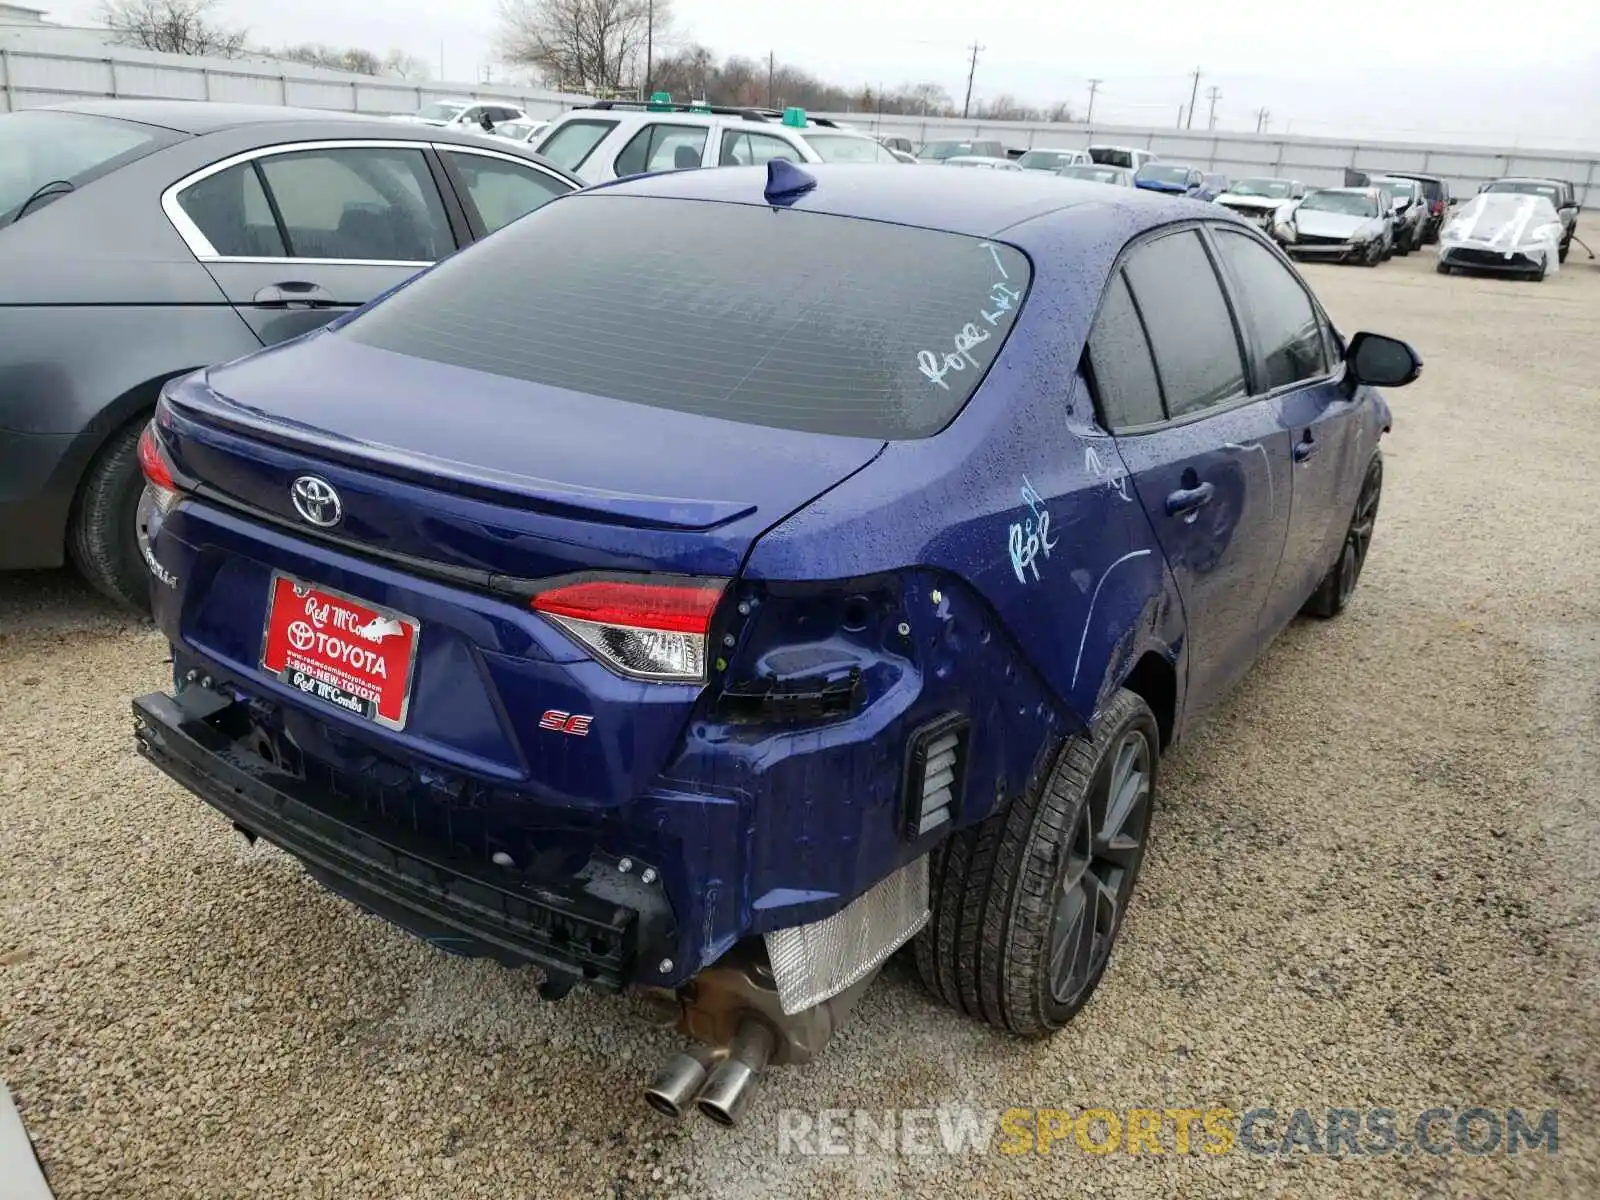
[[782, 106, 807, 128], [648, 91, 672, 111]]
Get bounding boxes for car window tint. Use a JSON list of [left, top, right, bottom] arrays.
[[614, 124, 707, 176], [534, 119, 616, 171], [177, 162, 288, 257], [1087, 271, 1164, 429], [342, 195, 1032, 439], [1212, 230, 1329, 391], [1122, 230, 1247, 420], [256, 147, 451, 262], [443, 152, 570, 233]]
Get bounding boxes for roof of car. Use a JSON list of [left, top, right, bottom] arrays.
[[1491, 176, 1562, 185], [580, 162, 1190, 238], [49, 100, 427, 135]]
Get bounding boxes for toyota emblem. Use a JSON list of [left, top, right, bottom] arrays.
[[290, 476, 342, 527]]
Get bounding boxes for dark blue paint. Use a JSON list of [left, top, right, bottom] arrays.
[[147, 165, 1394, 985]]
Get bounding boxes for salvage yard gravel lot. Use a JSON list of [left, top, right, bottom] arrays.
[[2, 252, 1597, 1199]]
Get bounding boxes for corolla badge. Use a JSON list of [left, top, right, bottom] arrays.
[[290, 476, 342, 527]]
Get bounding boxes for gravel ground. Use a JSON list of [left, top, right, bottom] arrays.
[[3, 251, 1598, 1199]]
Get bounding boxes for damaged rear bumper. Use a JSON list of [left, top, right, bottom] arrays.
[[132, 688, 677, 991]]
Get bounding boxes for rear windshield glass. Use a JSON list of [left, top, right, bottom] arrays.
[[1485, 180, 1561, 203], [341, 195, 1031, 439], [1088, 147, 1134, 168], [1, 111, 169, 226]]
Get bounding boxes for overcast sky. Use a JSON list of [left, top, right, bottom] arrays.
[[51, 0, 1600, 148]]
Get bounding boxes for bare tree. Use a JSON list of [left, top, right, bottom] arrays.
[[497, 0, 669, 92], [99, 0, 246, 57], [277, 44, 381, 75], [382, 49, 430, 80]]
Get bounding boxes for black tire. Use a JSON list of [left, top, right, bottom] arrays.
[[1558, 241, 1569, 264], [1303, 453, 1382, 619], [1436, 261, 1452, 275], [915, 688, 1159, 1037], [68, 421, 152, 615]]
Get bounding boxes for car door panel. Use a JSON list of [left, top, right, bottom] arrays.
[[168, 143, 456, 347], [1117, 407, 1292, 712], [1206, 225, 1363, 639], [1090, 228, 1292, 722]]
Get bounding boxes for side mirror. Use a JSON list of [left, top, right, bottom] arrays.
[[1346, 331, 1422, 389]]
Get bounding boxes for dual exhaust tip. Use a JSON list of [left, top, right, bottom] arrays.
[[645, 1021, 774, 1127]]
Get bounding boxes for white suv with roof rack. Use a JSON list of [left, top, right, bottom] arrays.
[[532, 96, 903, 184]]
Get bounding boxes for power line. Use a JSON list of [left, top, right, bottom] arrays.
[[962, 42, 983, 119], [1185, 66, 1202, 130], [1205, 84, 1221, 130], [1086, 78, 1102, 124]]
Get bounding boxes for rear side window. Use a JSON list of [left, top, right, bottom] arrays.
[[256, 147, 452, 262], [1122, 230, 1247, 420], [176, 162, 286, 257], [1212, 230, 1329, 390], [535, 119, 617, 171], [1, 111, 171, 224], [341, 196, 1032, 439], [442, 151, 570, 233], [720, 130, 801, 166], [1086, 272, 1163, 429], [613, 124, 707, 176]]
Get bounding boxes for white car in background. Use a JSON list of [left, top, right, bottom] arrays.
[[1015, 148, 1089, 174], [1273, 186, 1395, 266], [1215, 177, 1305, 229], [1436, 192, 1565, 281], [942, 155, 1022, 171], [532, 99, 901, 184], [489, 118, 550, 145], [1057, 163, 1135, 187], [400, 99, 530, 132]]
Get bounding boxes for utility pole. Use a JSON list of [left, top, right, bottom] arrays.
[[767, 51, 775, 109], [645, 0, 654, 95], [1176, 104, 1184, 129], [1086, 78, 1101, 124], [1205, 85, 1221, 130], [962, 42, 983, 119], [1254, 106, 1270, 133], [1185, 66, 1201, 130]]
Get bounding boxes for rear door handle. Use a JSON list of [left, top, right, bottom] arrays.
[[1165, 481, 1215, 518], [252, 282, 336, 309], [1293, 435, 1319, 463]]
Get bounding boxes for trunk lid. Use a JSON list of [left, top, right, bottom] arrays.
[[164, 329, 885, 582], [153, 330, 885, 801]]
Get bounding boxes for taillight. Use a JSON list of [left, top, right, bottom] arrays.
[[532, 576, 728, 682], [138, 423, 179, 495]]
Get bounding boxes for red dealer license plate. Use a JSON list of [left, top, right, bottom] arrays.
[[260, 574, 420, 730]]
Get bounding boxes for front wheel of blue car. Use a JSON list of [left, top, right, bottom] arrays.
[[915, 688, 1160, 1037]]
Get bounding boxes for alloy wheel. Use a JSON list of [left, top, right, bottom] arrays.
[[1048, 728, 1153, 1005]]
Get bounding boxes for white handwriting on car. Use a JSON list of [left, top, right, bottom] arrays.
[[1009, 476, 1059, 585], [917, 322, 990, 391], [915, 246, 1021, 390]]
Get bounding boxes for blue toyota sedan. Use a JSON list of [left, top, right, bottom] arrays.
[[132, 163, 1419, 1126]]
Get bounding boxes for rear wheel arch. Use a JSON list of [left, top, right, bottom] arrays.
[[1119, 650, 1177, 752]]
